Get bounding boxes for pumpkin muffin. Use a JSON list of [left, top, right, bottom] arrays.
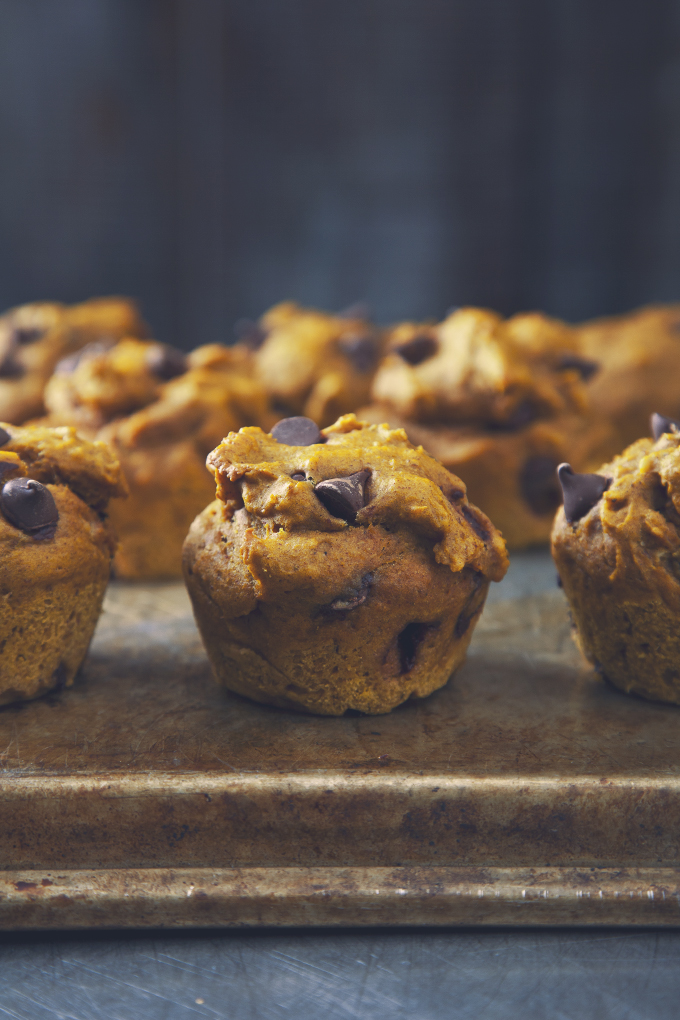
[[250, 301, 386, 427], [0, 422, 126, 704], [183, 413, 508, 715], [0, 296, 149, 425], [44, 339, 275, 578], [552, 415, 680, 703]]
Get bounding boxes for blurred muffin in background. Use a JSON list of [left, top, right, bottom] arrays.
[[245, 301, 386, 427], [42, 338, 275, 579], [0, 296, 149, 425], [362, 306, 601, 548]]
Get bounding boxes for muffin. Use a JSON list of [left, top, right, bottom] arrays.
[[250, 301, 385, 427], [577, 304, 680, 466], [0, 296, 149, 425], [183, 413, 508, 715], [552, 415, 680, 702], [44, 339, 274, 578], [0, 422, 126, 704]]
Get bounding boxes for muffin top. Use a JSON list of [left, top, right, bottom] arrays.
[[552, 421, 680, 605], [0, 297, 149, 425], [370, 307, 592, 428], [251, 301, 385, 427], [0, 422, 126, 551], [207, 413, 508, 581]]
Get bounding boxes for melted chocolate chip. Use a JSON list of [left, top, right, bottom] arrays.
[[314, 469, 370, 523], [397, 621, 436, 673], [557, 463, 610, 523], [0, 478, 59, 534], [290, 472, 306, 481], [520, 456, 563, 516], [0, 427, 10, 446], [146, 344, 188, 380], [460, 503, 490, 542], [395, 334, 438, 365], [337, 332, 378, 373], [556, 353, 600, 380], [327, 572, 374, 612], [234, 318, 268, 351], [651, 412, 680, 441], [272, 416, 323, 446], [338, 301, 371, 320], [13, 326, 44, 345]]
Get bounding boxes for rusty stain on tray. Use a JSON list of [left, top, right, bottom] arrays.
[[0, 575, 678, 927]]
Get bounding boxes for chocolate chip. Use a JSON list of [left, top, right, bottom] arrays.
[[13, 326, 44, 345], [55, 337, 116, 375], [234, 318, 268, 351], [461, 503, 490, 541], [488, 400, 538, 432], [337, 332, 378, 373], [0, 427, 10, 446], [557, 463, 610, 523], [338, 301, 371, 321], [0, 478, 59, 534], [314, 469, 370, 523], [395, 334, 438, 365], [327, 572, 374, 612], [290, 472, 306, 481], [272, 416, 324, 446], [520, 456, 563, 516], [146, 344, 188, 380], [651, 412, 680, 441], [556, 353, 600, 380], [397, 621, 436, 673]]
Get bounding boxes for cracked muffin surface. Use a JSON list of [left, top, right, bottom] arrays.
[[551, 423, 680, 703], [0, 422, 125, 704], [183, 413, 508, 715]]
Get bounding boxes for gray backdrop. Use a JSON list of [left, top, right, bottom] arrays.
[[0, 0, 678, 348]]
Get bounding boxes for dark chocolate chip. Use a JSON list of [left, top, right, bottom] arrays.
[[395, 334, 438, 366], [461, 503, 490, 542], [488, 400, 538, 432], [146, 344, 188, 380], [290, 472, 306, 481], [557, 463, 610, 523], [328, 572, 374, 612], [520, 456, 563, 516], [556, 353, 600, 381], [314, 469, 370, 523], [234, 318, 268, 351], [272, 416, 323, 446], [651, 412, 680, 441], [337, 332, 378, 373], [397, 621, 437, 673], [0, 427, 10, 446], [12, 326, 44, 345], [338, 301, 371, 321], [0, 478, 59, 534], [0, 354, 24, 379]]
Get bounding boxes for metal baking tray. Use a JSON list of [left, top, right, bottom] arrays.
[[1, 551, 679, 929]]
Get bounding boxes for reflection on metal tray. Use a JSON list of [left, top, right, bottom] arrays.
[[0, 549, 679, 929]]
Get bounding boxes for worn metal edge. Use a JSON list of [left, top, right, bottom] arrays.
[[2, 865, 680, 929]]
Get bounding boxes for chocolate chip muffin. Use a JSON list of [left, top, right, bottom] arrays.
[[576, 304, 680, 466], [183, 414, 508, 715], [552, 415, 680, 703], [0, 422, 125, 704], [44, 340, 275, 579], [371, 307, 588, 429], [249, 301, 385, 427], [0, 296, 149, 425]]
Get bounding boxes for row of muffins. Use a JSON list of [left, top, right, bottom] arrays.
[[2, 294, 680, 577]]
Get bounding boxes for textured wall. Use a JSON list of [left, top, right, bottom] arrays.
[[0, 0, 678, 347]]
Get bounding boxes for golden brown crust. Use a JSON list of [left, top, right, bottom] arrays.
[[551, 431, 680, 702], [254, 302, 386, 427], [184, 414, 508, 715]]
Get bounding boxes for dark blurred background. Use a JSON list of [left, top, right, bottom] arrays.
[[0, 0, 678, 348]]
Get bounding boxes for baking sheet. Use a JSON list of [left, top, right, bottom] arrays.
[[1, 550, 679, 928]]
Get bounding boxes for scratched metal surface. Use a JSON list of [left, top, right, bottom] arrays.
[[0, 926, 679, 1019]]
